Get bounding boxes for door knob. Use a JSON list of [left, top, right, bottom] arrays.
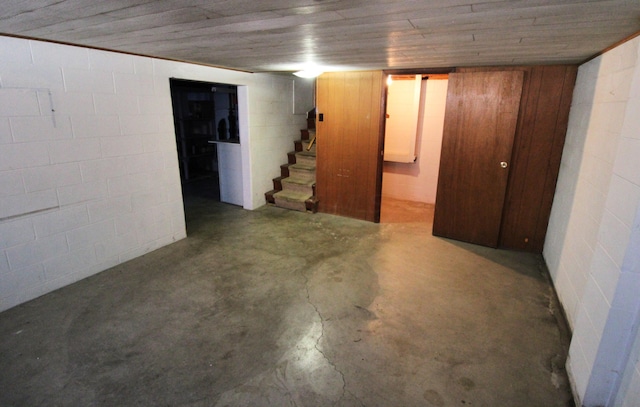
[[500, 161, 508, 168]]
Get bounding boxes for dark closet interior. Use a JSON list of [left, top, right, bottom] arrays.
[[170, 79, 239, 201]]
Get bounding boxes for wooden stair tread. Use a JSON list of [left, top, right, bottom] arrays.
[[274, 190, 312, 202], [282, 177, 315, 186], [290, 163, 315, 171]]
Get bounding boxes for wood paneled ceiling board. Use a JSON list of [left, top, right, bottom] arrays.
[[0, 0, 639, 72]]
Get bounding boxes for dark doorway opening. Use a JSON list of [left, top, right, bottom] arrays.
[[170, 79, 239, 203]]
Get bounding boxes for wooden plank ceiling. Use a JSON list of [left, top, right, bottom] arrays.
[[0, 0, 639, 72]]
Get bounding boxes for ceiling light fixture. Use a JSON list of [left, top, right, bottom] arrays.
[[293, 68, 324, 78]]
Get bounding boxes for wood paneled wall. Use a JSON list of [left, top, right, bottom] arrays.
[[316, 71, 385, 222]]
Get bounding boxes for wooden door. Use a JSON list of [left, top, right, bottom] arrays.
[[316, 71, 385, 222], [455, 65, 578, 252], [433, 71, 524, 247]]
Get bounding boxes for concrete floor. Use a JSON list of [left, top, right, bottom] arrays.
[[0, 194, 574, 406]]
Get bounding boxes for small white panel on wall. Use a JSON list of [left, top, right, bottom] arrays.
[[384, 75, 421, 163], [216, 142, 243, 206]]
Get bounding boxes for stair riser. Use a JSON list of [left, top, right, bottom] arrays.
[[265, 190, 276, 204], [272, 177, 283, 190], [282, 182, 313, 195], [305, 198, 318, 213], [295, 154, 316, 166], [295, 141, 316, 153], [289, 168, 315, 182], [274, 197, 307, 212]]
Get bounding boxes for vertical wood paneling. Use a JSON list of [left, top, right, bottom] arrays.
[[316, 71, 384, 222], [316, 72, 341, 215], [499, 66, 577, 252], [342, 72, 360, 217], [531, 66, 577, 250]]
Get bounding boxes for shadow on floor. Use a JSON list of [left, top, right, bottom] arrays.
[[182, 174, 220, 202]]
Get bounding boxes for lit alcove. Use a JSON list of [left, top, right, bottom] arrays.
[[381, 74, 449, 206]]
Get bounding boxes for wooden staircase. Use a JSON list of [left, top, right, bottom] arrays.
[[265, 122, 318, 213]]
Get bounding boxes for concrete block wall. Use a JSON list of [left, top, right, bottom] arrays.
[[616, 205, 640, 406], [544, 36, 640, 406], [610, 38, 640, 406], [382, 79, 447, 203], [0, 36, 307, 312]]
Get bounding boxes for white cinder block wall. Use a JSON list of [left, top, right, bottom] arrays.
[[382, 79, 447, 203], [544, 36, 640, 406], [0, 36, 307, 312]]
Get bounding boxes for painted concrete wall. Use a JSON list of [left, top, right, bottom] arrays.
[[382, 78, 447, 203], [0, 36, 306, 312], [614, 206, 640, 406], [544, 36, 640, 406]]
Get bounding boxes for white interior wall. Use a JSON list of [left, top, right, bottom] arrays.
[[0, 36, 306, 312], [216, 142, 243, 206], [544, 36, 640, 406], [382, 78, 447, 203], [383, 76, 420, 162]]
